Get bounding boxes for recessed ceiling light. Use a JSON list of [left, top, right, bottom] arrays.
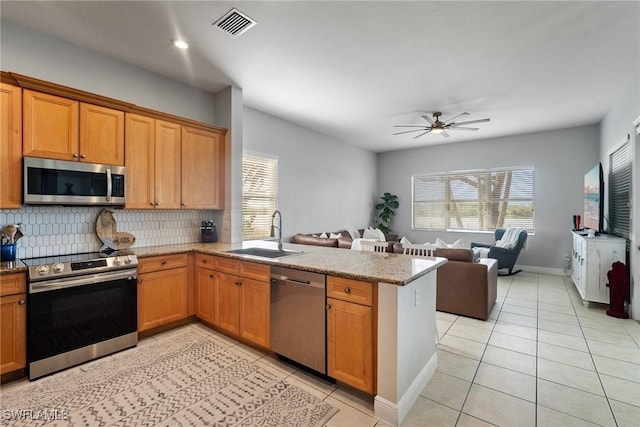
[[172, 39, 189, 50]]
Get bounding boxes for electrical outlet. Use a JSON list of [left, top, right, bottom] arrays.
[[415, 288, 421, 306]]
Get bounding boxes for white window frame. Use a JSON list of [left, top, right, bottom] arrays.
[[412, 166, 535, 233], [242, 151, 278, 241]]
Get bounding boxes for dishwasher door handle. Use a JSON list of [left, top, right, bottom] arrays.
[[271, 274, 310, 284]]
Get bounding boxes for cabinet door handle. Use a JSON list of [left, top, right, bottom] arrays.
[[326, 304, 331, 310], [80, 154, 87, 159], [181, 203, 186, 207], [209, 274, 214, 279], [344, 287, 351, 294], [138, 278, 142, 283], [72, 153, 79, 158], [18, 299, 25, 305], [150, 202, 155, 206], [161, 261, 168, 265], [235, 281, 242, 286]]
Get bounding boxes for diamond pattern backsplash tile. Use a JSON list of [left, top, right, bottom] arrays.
[[0, 206, 222, 259]]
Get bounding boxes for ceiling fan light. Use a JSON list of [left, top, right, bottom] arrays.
[[431, 127, 444, 134]]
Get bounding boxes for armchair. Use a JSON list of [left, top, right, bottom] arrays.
[[471, 228, 528, 276]]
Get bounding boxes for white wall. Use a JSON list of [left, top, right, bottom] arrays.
[[0, 20, 216, 125], [378, 125, 600, 271], [243, 107, 378, 239]]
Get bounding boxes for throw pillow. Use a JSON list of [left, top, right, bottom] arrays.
[[329, 232, 343, 239], [347, 228, 361, 239], [400, 236, 412, 245], [450, 238, 465, 248], [362, 228, 379, 240], [319, 232, 328, 238], [435, 238, 449, 248], [373, 228, 386, 242]]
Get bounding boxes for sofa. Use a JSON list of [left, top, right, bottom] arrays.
[[292, 234, 497, 320], [431, 248, 497, 321], [291, 229, 399, 251]]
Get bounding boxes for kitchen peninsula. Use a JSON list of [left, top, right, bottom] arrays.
[[134, 241, 446, 426], [2, 241, 445, 426]]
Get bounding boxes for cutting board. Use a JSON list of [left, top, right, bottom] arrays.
[[95, 209, 117, 240]]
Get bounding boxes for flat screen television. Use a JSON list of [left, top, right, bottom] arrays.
[[583, 163, 604, 233]]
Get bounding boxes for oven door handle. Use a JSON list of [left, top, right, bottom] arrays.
[[30, 269, 137, 293]]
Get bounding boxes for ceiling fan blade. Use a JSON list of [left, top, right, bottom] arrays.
[[443, 112, 469, 124], [393, 125, 429, 128], [413, 130, 432, 139], [450, 118, 490, 126], [441, 130, 450, 138], [393, 128, 429, 135], [448, 127, 479, 131], [421, 115, 435, 125]]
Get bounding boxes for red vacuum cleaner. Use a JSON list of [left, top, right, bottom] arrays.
[[606, 261, 629, 318]]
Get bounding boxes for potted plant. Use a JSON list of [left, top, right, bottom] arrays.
[[375, 192, 399, 234]]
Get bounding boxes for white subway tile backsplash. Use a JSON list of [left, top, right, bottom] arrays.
[[1, 206, 222, 259]]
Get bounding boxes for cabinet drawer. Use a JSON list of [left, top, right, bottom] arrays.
[[239, 261, 270, 282], [137, 254, 188, 274], [215, 257, 240, 275], [327, 276, 372, 306], [0, 272, 26, 297], [195, 253, 218, 271]]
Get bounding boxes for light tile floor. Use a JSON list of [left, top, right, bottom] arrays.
[[187, 272, 640, 426], [4, 272, 639, 426]]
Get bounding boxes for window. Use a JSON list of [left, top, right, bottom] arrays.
[[242, 152, 278, 240], [609, 139, 631, 240], [412, 167, 535, 232]]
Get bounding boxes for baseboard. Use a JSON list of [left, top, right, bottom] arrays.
[[517, 265, 566, 276], [374, 351, 438, 426]]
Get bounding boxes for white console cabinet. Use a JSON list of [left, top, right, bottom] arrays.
[[571, 232, 626, 304]]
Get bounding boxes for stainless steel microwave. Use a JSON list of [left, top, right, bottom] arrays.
[[23, 157, 126, 206]]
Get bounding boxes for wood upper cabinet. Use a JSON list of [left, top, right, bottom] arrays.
[[0, 273, 26, 375], [181, 126, 225, 209], [0, 83, 22, 208], [125, 114, 181, 209], [23, 89, 79, 161], [137, 254, 189, 332], [327, 276, 374, 394], [80, 103, 124, 165], [23, 89, 124, 165], [155, 120, 182, 209]]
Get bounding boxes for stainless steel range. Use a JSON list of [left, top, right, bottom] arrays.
[[24, 250, 138, 380]]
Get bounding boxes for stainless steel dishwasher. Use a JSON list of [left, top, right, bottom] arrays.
[[270, 266, 326, 374]]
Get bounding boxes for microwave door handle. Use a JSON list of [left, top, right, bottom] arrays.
[[106, 168, 112, 202]]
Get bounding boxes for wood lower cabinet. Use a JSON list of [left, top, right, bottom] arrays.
[[137, 254, 189, 332], [327, 276, 375, 393], [194, 254, 218, 325], [213, 258, 270, 348], [0, 273, 26, 375], [23, 89, 124, 165], [0, 83, 22, 208]]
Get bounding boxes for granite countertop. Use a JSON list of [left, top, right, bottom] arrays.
[[0, 241, 446, 285], [0, 259, 27, 274], [133, 241, 446, 286]]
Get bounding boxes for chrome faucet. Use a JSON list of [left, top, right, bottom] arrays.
[[270, 210, 283, 250]]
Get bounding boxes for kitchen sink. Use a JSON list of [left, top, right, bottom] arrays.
[[225, 247, 303, 259]]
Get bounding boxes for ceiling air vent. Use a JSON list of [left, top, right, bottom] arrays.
[[213, 8, 256, 37]]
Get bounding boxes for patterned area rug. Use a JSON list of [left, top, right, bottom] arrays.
[[1, 330, 338, 426]]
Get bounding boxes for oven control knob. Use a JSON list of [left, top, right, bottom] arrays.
[[53, 263, 65, 273], [36, 265, 50, 275], [113, 256, 123, 265], [124, 255, 133, 264]]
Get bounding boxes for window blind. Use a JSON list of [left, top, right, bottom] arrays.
[[242, 152, 278, 240], [609, 140, 631, 240], [413, 167, 535, 232]]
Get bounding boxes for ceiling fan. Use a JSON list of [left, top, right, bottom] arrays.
[[393, 112, 490, 139]]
